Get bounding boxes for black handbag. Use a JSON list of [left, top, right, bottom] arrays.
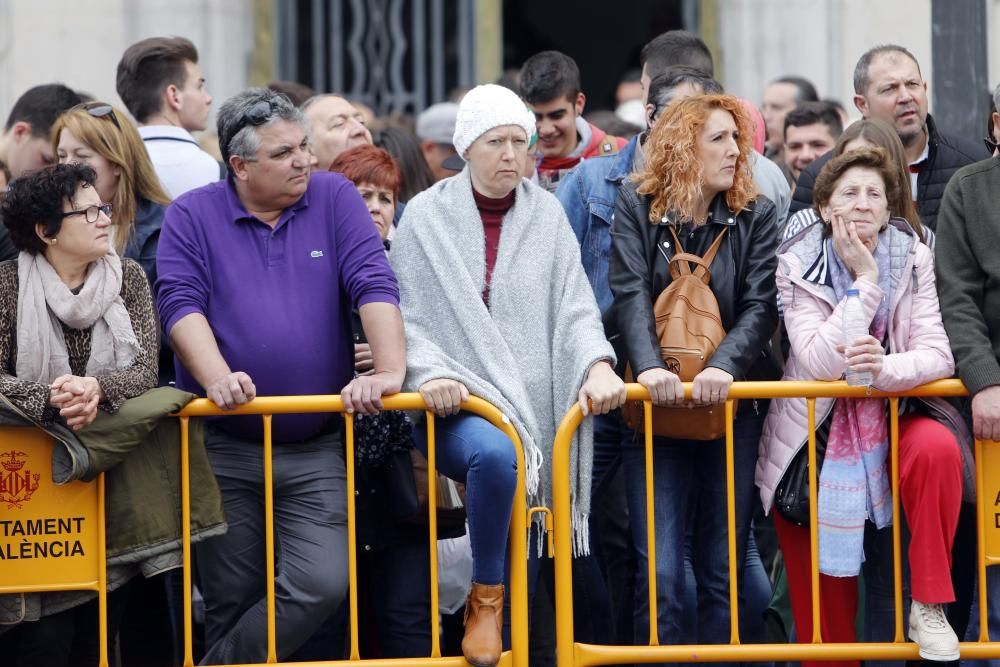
[[773, 413, 830, 526]]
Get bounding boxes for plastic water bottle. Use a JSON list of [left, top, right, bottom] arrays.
[[843, 288, 873, 386]]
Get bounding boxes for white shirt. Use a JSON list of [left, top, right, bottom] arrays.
[[138, 125, 221, 199], [908, 139, 930, 198]]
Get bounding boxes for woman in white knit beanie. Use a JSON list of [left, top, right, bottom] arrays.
[[390, 83, 625, 667]]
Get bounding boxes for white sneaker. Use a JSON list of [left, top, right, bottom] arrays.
[[908, 600, 960, 661]]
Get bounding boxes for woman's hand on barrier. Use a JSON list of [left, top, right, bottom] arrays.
[[343, 371, 402, 415], [354, 343, 374, 374], [691, 367, 734, 406], [419, 379, 469, 417], [838, 335, 883, 382], [206, 371, 257, 410], [831, 214, 879, 283], [50, 375, 104, 430], [972, 386, 1000, 441], [578, 361, 627, 416], [636, 367, 685, 407]]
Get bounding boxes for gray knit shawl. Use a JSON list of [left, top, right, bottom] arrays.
[[390, 168, 614, 555]]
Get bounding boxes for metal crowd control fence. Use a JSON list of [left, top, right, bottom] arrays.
[[0, 394, 529, 667], [552, 379, 1000, 666], [174, 393, 529, 667]]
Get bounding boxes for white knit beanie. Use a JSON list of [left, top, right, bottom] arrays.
[[453, 84, 537, 157]]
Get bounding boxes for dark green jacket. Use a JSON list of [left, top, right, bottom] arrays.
[[0, 387, 225, 622], [935, 156, 1000, 395]]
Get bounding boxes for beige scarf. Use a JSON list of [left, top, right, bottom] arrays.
[[16, 251, 140, 384]]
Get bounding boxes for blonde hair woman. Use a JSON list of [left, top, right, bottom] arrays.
[[52, 102, 169, 284]]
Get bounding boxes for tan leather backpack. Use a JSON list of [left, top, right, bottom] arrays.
[[622, 226, 733, 440]]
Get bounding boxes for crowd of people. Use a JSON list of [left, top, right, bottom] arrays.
[[1, 27, 1000, 667]]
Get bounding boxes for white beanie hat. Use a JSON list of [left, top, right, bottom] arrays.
[[453, 84, 536, 157]]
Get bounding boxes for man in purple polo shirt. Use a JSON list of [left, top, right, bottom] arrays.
[[155, 87, 405, 664]]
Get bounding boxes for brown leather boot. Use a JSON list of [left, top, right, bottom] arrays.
[[462, 582, 504, 667]]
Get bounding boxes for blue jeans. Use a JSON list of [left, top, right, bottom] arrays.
[[622, 406, 765, 660], [412, 413, 518, 584], [681, 530, 772, 647]]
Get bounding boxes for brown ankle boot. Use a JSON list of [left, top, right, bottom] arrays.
[[462, 582, 504, 667]]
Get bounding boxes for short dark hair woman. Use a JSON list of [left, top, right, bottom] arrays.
[[0, 163, 158, 665]]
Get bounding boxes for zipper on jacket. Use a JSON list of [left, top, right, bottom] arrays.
[[912, 264, 919, 293], [657, 242, 671, 264], [659, 346, 705, 360]]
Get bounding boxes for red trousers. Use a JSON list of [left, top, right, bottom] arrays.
[[773, 414, 962, 667]]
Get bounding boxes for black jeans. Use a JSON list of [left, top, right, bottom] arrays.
[[0, 577, 133, 667]]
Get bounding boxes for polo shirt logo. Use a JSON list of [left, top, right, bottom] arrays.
[[310, 250, 324, 258]]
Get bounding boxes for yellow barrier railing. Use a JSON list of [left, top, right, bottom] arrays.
[[552, 379, 1000, 665], [0, 393, 528, 667], [173, 393, 529, 667], [0, 426, 108, 666]]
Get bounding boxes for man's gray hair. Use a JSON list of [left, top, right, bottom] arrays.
[[853, 44, 922, 95], [300, 93, 348, 112], [217, 87, 305, 168]]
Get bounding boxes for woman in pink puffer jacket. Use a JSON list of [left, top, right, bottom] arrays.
[[756, 147, 972, 665]]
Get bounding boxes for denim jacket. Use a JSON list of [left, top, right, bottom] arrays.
[[554, 135, 639, 316], [125, 197, 166, 288]]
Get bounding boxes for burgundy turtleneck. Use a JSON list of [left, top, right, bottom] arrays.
[[473, 187, 516, 304]]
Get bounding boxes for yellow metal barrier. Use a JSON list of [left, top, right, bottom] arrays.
[[552, 379, 1000, 665], [174, 393, 529, 667], [0, 426, 108, 666]]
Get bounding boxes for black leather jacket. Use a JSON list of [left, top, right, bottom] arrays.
[[610, 183, 782, 384]]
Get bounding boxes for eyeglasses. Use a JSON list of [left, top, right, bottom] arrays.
[[60, 203, 113, 224], [985, 136, 998, 154], [75, 102, 121, 130]]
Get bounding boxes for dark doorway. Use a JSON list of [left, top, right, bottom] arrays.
[[502, 0, 686, 110]]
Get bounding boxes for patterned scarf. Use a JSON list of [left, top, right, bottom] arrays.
[[817, 231, 893, 577]]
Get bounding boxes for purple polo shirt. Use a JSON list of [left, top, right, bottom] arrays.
[[155, 172, 399, 441]]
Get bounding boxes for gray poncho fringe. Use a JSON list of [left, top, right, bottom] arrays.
[[390, 168, 614, 556]]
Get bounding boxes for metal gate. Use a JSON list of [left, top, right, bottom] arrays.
[[276, 0, 480, 115]]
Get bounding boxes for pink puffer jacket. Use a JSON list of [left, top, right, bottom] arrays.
[[756, 219, 974, 511]]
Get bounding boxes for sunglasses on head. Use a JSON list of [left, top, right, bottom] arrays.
[[230, 100, 275, 138], [76, 102, 121, 130]]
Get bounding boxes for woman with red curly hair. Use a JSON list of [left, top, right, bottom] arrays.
[[610, 94, 781, 650]]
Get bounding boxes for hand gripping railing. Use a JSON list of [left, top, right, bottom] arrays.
[[552, 379, 1000, 666], [173, 393, 529, 667]]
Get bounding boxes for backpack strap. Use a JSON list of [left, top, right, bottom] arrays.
[[667, 226, 728, 281], [702, 227, 728, 266]]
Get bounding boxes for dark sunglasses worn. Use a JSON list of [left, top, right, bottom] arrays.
[[985, 136, 999, 155]]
